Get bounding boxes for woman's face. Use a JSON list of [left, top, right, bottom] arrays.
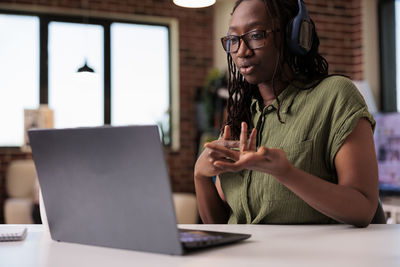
[[229, 0, 279, 85]]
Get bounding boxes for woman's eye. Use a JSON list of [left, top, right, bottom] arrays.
[[230, 37, 239, 44], [250, 33, 263, 40]]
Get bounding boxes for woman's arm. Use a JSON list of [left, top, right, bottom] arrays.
[[194, 172, 229, 224], [275, 118, 379, 227], [194, 126, 238, 223], [207, 120, 379, 227]]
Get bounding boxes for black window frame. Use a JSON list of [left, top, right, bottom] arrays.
[[379, 0, 397, 111]]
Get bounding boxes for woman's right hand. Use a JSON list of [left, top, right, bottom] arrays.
[[194, 125, 240, 179]]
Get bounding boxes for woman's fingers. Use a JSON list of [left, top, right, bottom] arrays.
[[257, 146, 279, 162], [204, 124, 260, 174], [207, 149, 228, 161], [205, 140, 240, 149], [205, 142, 240, 161], [257, 146, 271, 158], [240, 122, 248, 152], [213, 160, 242, 172], [223, 125, 231, 140], [248, 128, 257, 151]]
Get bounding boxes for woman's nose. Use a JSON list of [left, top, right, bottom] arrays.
[[236, 39, 253, 58]]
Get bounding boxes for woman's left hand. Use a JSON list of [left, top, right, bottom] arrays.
[[204, 122, 294, 179]]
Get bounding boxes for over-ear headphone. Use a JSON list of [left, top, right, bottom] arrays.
[[287, 0, 314, 56]]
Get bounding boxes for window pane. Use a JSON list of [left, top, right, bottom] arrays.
[[111, 23, 170, 143], [49, 22, 104, 128], [0, 14, 39, 146]]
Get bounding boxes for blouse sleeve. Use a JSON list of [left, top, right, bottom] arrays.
[[326, 77, 376, 171]]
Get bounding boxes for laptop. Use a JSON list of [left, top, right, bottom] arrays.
[[28, 125, 250, 255]]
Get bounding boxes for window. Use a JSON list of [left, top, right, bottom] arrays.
[[0, 14, 39, 146], [0, 11, 177, 148], [111, 23, 170, 143], [49, 22, 104, 128]]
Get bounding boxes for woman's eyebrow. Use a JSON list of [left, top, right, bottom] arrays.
[[229, 21, 268, 32]]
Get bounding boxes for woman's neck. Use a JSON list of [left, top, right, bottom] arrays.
[[257, 80, 287, 107], [257, 65, 294, 107]]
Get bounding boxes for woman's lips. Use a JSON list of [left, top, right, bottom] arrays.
[[239, 65, 255, 75]]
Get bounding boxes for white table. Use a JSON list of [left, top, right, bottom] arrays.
[[1, 224, 400, 267]]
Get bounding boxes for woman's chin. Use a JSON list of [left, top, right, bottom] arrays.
[[242, 74, 261, 85]]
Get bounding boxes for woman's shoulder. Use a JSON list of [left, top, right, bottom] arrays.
[[315, 75, 355, 92], [309, 75, 364, 104]]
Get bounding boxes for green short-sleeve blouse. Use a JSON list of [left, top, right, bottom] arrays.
[[219, 75, 375, 224]]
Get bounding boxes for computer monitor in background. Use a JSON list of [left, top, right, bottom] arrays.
[[374, 112, 400, 196]]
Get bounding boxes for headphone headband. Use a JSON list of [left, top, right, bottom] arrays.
[[287, 0, 314, 56]]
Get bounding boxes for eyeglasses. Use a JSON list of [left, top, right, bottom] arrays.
[[220, 29, 277, 53]]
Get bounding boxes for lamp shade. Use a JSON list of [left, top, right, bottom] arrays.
[[173, 0, 216, 8], [77, 60, 95, 73]]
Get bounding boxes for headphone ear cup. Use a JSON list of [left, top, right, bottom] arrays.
[[298, 19, 313, 53], [287, 0, 313, 56]]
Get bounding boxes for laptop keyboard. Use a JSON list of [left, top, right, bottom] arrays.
[[179, 230, 224, 249]]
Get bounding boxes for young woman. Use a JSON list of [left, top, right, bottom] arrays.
[[194, 0, 379, 227]]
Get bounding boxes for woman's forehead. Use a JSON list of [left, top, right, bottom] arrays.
[[229, 0, 272, 32]]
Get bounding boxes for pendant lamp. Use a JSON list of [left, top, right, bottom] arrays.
[[173, 0, 216, 8], [77, 59, 95, 73]]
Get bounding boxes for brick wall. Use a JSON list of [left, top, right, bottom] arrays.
[[307, 0, 363, 80], [0, 0, 365, 223]]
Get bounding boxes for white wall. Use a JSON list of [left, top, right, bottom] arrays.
[[362, 0, 380, 110]]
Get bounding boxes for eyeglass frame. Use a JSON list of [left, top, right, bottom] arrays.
[[220, 29, 279, 53]]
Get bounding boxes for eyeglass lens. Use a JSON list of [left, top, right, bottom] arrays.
[[223, 31, 267, 53]]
